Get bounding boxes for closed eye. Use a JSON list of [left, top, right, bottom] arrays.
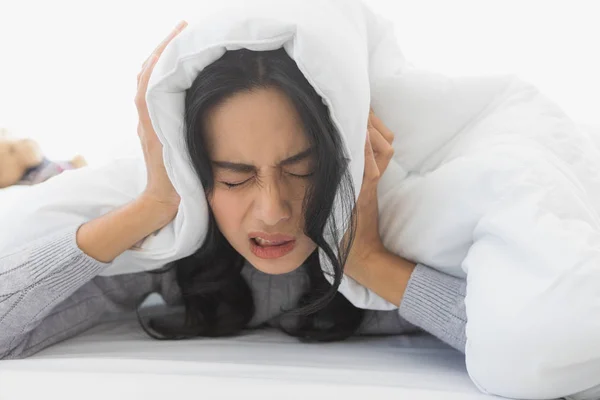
[[287, 172, 314, 178], [220, 172, 313, 189], [221, 178, 252, 189]]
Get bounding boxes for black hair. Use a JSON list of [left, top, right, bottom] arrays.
[[137, 48, 364, 342]]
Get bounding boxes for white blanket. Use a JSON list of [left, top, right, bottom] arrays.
[[2, 0, 600, 397]]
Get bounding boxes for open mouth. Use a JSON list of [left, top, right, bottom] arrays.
[[251, 238, 292, 247], [249, 238, 296, 259]]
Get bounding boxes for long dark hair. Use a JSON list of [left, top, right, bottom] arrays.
[[138, 48, 364, 342]]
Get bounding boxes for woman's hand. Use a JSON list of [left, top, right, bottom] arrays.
[[341, 109, 417, 305], [342, 108, 395, 275], [76, 21, 191, 264], [135, 20, 187, 220]]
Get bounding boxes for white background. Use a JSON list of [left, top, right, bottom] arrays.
[[1, 0, 599, 166]]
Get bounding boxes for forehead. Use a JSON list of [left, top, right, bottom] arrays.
[[204, 87, 309, 163]]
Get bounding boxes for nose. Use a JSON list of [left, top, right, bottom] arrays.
[[253, 175, 291, 226]]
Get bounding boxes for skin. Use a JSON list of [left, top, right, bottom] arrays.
[[203, 87, 319, 275]]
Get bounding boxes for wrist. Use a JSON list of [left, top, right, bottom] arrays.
[[347, 250, 417, 307], [136, 193, 180, 228], [76, 195, 179, 264]]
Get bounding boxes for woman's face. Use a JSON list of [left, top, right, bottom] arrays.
[[204, 86, 318, 275]]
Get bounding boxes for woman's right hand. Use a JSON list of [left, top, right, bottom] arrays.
[[135, 20, 188, 221], [76, 21, 189, 263]]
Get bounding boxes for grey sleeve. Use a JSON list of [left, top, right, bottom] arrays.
[[398, 263, 467, 352], [0, 226, 111, 359]]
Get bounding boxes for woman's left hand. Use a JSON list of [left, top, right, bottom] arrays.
[[342, 108, 395, 276]]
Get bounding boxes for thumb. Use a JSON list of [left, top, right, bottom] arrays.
[[364, 131, 380, 182]]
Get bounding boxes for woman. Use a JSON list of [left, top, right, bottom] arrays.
[[0, 22, 465, 358]]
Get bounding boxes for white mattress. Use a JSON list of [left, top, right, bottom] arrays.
[[0, 318, 493, 400]]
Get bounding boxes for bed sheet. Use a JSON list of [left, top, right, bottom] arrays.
[[0, 318, 493, 400]]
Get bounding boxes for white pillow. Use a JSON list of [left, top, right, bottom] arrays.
[[1, 0, 388, 302], [142, 0, 527, 311]]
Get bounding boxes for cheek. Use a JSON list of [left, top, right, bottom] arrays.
[[209, 189, 248, 235]]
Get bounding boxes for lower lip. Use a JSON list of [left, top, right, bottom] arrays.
[[249, 239, 296, 259]]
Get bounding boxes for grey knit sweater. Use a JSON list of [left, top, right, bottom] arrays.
[[0, 225, 467, 360]]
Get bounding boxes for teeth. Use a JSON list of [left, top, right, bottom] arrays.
[[255, 237, 286, 246]]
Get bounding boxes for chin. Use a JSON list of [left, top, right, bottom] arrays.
[[248, 255, 305, 275]]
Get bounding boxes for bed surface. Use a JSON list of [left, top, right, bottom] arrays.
[[0, 317, 493, 400]]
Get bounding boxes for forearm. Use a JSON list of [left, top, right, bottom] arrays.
[[399, 264, 466, 351], [0, 227, 110, 359], [345, 250, 416, 306], [346, 251, 467, 352], [76, 194, 177, 263]]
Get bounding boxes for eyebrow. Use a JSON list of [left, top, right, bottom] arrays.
[[211, 147, 314, 173]]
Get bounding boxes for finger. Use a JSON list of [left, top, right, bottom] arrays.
[[368, 125, 394, 175], [369, 108, 394, 144], [141, 52, 159, 78], [138, 54, 159, 91], [151, 20, 188, 59], [367, 112, 393, 158], [363, 132, 380, 184], [135, 54, 159, 113], [141, 20, 188, 70]]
